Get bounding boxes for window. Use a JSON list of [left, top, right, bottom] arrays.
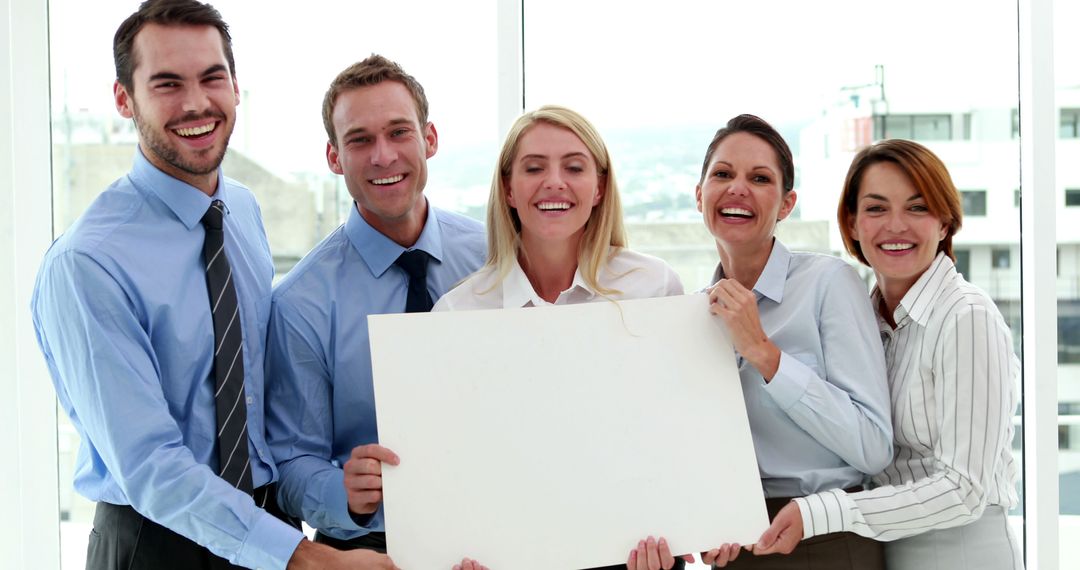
[[1062, 108, 1080, 139], [1067, 189, 1080, 207], [961, 190, 988, 216], [955, 248, 971, 279], [992, 248, 1011, 269], [873, 113, 952, 141]]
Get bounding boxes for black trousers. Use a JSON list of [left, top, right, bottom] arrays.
[[713, 493, 884, 570], [86, 485, 297, 570], [314, 530, 387, 553]]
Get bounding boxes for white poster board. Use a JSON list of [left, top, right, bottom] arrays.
[[369, 294, 767, 570]]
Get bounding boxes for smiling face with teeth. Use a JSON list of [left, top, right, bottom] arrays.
[[851, 161, 948, 299], [327, 81, 437, 246], [696, 132, 796, 258], [505, 122, 604, 253], [114, 24, 239, 195]]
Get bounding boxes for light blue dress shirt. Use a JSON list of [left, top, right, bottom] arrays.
[[266, 203, 485, 539], [30, 148, 303, 569], [710, 240, 894, 498]]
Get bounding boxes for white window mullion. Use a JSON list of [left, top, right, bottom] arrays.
[[496, 0, 523, 139], [1, 0, 60, 568], [1019, 0, 1059, 568]]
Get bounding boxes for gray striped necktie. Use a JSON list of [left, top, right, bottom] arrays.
[[201, 199, 253, 494]]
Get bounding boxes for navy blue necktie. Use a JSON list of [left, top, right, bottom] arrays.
[[201, 200, 253, 494], [394, 249, 434, 312]]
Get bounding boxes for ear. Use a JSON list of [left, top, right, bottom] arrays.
[[777, 190, 797, 221], [847, 210, 860, 241], [938, 220, 948, 242], [326, 141, 343, 175], [232, 75, 240, 106], [695, 184, 703, 213], [592, 173, 606, 206], [114, 80, 134, 119], [424, 122, 439, 159], [504, 176, 517, 209]]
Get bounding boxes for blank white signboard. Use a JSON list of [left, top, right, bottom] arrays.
[[369, 294, 767, 570]]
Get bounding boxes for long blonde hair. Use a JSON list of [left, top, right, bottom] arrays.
[[485, 105, 627, 294]]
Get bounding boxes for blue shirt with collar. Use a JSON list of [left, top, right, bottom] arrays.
[[31, 148, 303, 569], [710, 239, 894, 498], [265, 202, 485, 539]]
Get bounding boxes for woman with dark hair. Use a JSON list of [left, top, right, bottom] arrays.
[[753, 139, 1022, 570], [698, 115, 893, 570]]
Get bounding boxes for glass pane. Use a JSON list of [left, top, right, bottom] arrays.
[[1056, 0, 1080, 564], [48, 0, 497, 567], [525, 0, 1023, 566], [912, 113, 952, 140], [962, 190, 989, 217]]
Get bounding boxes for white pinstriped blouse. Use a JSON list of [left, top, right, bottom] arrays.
[[793, 252, 1020, 541]]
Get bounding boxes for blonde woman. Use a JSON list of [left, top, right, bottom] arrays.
[[437, 106, 687, 570]]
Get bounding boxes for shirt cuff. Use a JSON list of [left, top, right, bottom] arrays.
[[761, 352, 811, 410], [793, 489, 850, 539], [321, 468, 364, 532], [234, 511, 305, 570]]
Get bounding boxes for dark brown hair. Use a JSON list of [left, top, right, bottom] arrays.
[[322, 54, 430, 146], [837, 139, 963, 264], [113, 0, 235, 91], [698, 114, 795, 193]]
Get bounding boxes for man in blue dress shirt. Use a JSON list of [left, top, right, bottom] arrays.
[[264, 55, 486, 552], [30, 1, 396, 569]]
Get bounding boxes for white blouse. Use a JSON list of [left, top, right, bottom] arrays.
[[432, 248, 684, 310], [794, 252, 1020, 541]]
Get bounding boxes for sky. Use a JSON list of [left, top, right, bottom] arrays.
[[48, 0, 1076, 179]]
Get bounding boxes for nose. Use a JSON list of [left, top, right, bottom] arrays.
[[181, 84, 212, 115], [370, 136, 398, 167], [724, 176, 750, 197], [543, 169, 567, 190], [885, 210, 908, 232]]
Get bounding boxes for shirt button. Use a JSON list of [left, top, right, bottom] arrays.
[[246, 396, 254, 405]]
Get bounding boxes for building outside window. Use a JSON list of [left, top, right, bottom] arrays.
[[1062, 107, 1080, 139], [993, 248, 1012, 269], [961, 190, 988, 216], [873, 113, 952, 141], [1067, 189, 1080, 207]]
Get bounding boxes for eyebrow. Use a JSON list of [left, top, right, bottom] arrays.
[[862, 192, 924, 202], [340, 118, 415, 140], [519, 151, 589, 161], [147, 64, 230, 83], [711, 160, 777, 174]]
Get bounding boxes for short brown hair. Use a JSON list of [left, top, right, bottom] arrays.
[[322, 55, 430, 146], [113, 0, 235, 91], [698, 114, 795, 193], [837, 139, 963, 265]]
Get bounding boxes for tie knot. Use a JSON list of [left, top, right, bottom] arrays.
[[201, 200, 226, 231], [394, 249, 430, 281]]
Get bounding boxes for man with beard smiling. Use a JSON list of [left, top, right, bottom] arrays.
[[30, 1, 397, 569], [264, 55, 485, 554]]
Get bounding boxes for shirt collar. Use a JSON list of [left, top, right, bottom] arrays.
[[128, 145, 227, 230], [710, 239, 790, 303], [896, 251, 955, 327], [501, 255, 594, 309], [344, 199, 443, 278]]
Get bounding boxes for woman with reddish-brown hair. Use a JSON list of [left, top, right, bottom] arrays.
[[753, 139, 1022, 570]]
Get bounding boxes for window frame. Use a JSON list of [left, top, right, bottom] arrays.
[[1, 0, 1064, 568]]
